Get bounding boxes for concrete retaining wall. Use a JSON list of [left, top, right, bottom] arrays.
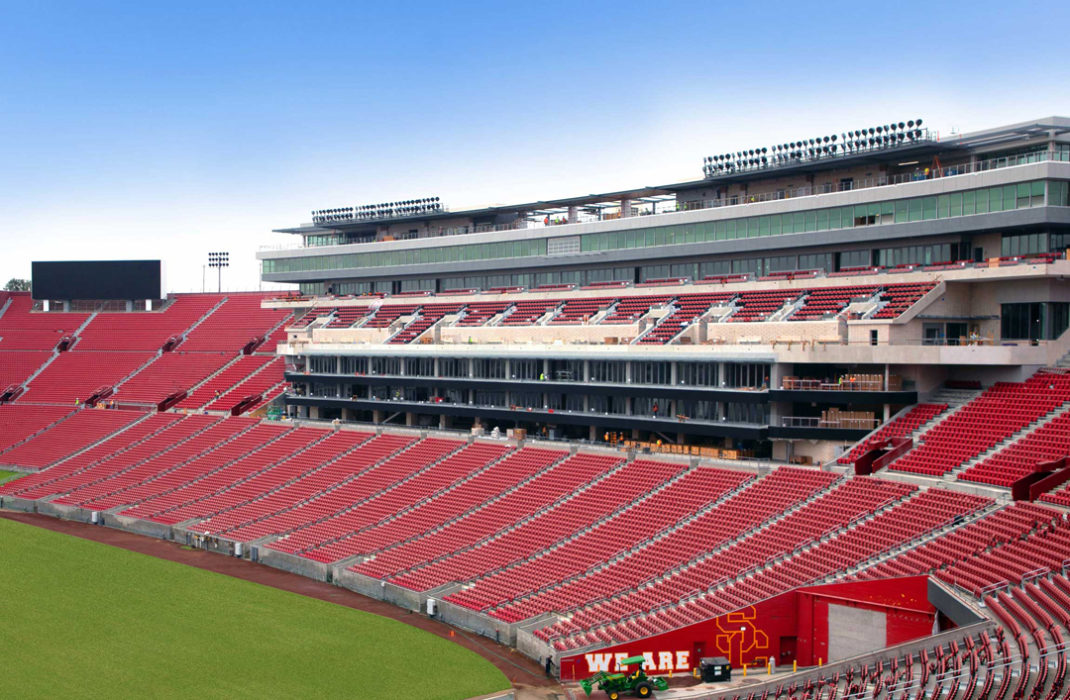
[[35, 500, 89, 522], [110, 514, 173, 540], [437, 599, 515, 646], [516, 626, 556, 665], [379, 581, 423, 612], [0, 496, 38, 512], [334, 568, 389, 599], [258, 547, 330, 581]]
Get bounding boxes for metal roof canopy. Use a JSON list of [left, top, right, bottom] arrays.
[[278, 143, 958, 234], [275, 116, 1067, 235], [942, 115, 1070, 149]]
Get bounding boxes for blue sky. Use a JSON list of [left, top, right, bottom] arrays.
[[1, 0, 1068, 292]]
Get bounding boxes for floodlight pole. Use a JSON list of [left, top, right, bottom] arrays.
[[207, 251, 229, 294]]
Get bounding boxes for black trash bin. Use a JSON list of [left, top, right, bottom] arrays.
[[700, 656, 732, 682]]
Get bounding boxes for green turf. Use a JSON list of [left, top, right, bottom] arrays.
[[0, 469, 23, 485], [0, 518, 511, 699]]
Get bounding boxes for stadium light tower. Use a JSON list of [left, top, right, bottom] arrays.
[[207, 251, 229, 293]]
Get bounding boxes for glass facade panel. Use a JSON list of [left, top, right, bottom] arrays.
[[265, 181, 1057, 277]]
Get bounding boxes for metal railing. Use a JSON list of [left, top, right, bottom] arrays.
[[780, 416, 880, 430]]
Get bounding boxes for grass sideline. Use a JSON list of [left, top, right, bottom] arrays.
[[0, 518, 510, 699], [0, 469, 23, 485]]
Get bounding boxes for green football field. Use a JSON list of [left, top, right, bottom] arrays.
[[0, 517, 510, 699], [0, 469, 23, 484]]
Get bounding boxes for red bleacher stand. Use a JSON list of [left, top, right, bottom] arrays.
[[19, 351, 155, 404], [389, 303, 464, 343], [837, 403, 947, 465], [75, 295, 223, 351], [637, 292, 733, 344], [890, 372, 1070, 477], [960, 411, 1070, 487], [113, 352, 233, 405], [0, 404, 75, 454], [180, 293, 289, 352], [0, 408, 143, 470]]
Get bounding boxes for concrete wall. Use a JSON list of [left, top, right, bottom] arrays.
[[257, 547, 330, 581], [827, 603, 887, 661], [773, 439, 841, 465]]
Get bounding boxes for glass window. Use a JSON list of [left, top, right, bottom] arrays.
[[937, 194, 950, 218], [922, 197, 937, 220], [962, 190, 976, 216], [908, 199, 923, 221], [949, 192, 962, 217]]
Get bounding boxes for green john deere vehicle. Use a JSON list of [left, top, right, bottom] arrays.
[[578, 655, 670, 699]]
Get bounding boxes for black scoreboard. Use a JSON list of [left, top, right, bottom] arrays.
[[31, 260, 163, 300]]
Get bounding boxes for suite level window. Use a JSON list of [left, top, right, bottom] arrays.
[[1001, 302, 1070, 341]]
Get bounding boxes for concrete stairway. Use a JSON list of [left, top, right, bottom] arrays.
[[331, 446, 519, 535], [0, 408, 79, 457], [179, 295, 229, 340], [569, 486, 920, 644], [27, 412, 166, 473], [629, 301, 679, 344], [302, 442, 518, 551], [838, 500, 1004, 579]]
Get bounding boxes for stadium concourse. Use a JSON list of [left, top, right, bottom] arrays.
[[2, 284, 1070, 699]]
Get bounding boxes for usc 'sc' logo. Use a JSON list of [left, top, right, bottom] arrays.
[[714, 607, 769, 664]]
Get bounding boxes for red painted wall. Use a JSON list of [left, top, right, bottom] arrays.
[[795, 578, 935, 665], [558, 576, 935, 681]]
